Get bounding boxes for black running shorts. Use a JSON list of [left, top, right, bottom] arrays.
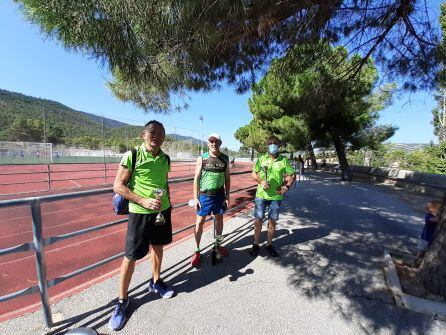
[[125, 207, 173, 261]]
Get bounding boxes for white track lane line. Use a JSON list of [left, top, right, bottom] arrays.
[[69, 179, 82, 187]]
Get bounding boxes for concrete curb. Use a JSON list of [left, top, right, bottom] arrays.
[[383, 250, 446, 319]]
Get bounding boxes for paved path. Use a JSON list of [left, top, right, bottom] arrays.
[[2, 172, 445, 334]]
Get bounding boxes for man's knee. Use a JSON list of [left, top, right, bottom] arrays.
[[196, 216, 206, 225], [151, 245, 164, 259], [122, 257, 136, 269], [254, 219, 263, 226]]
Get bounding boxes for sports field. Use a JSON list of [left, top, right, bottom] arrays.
[[0, 161, 256, 320]]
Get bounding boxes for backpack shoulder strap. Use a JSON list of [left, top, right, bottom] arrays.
[[131, 147, 138, 173]]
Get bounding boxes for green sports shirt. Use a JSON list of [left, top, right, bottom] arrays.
[[120, 144, 170, 214], [253, 153, 295, 200], [199, 152, 228, 195]]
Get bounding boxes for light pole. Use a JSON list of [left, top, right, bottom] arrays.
[[199, 114, 203, 155], [42, 103, 48, 162]]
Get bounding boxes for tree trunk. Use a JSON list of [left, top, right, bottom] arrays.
[[331, 132, 351, 181], [250, 148, 254, 161], [419, 192, 446, 298], [306, 142, 318, 170]]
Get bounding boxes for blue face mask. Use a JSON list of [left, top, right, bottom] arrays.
[[268, 144, 279, 155]]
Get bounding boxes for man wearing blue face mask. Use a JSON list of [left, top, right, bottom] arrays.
[[250, 136, 296, 257]]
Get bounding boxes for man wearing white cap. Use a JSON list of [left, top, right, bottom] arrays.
[[191, 133, 231, 266]]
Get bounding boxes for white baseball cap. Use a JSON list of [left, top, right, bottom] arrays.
[[208, 133, 221, 141]]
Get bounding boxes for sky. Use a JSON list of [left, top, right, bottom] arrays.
[[0, 1, 442, 150]]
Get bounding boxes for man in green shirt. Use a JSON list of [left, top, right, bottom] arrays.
[[109, 120, 174, 331], [191, 133, 231, 266], [250, 136, 296, 257]]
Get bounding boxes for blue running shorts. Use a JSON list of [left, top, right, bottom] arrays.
[[197, 193, 226, 216]]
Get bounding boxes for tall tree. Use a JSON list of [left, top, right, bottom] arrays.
[[419, 2, 446, 299], [16, 0, 439, 112], [431, 95, 446, 143], [245, 42, 395, 180], [431, 3, 446, 144], [234, 121, 270, 160]]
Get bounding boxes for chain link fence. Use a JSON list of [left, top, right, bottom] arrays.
[[0, 139, 200, 165]]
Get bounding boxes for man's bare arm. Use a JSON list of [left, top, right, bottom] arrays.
[[224, 160, 231, 207], [193, 156, 203, 209], [113, 165, 161, 211]]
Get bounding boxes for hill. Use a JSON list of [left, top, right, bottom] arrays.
[[0, 89, 133, 139], [0, 89, 201, 149], [168, 133, 202, 145]]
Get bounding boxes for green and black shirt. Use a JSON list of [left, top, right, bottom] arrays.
[[199, 152, 228, 196]]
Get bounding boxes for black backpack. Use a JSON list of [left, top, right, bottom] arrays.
[[112, 148, 137, 215]]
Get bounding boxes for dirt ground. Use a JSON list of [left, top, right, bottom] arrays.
[[359, 177, 445, 303]]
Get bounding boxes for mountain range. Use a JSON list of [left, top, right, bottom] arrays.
[[0, 89, 201, 144]]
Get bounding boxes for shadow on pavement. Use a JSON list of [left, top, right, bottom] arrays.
[[46, 172, 441, 334], [270, 173, 440, 334]]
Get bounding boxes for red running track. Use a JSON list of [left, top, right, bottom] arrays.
[[0, 162, 256, 321], [0, 161, 249, 195]]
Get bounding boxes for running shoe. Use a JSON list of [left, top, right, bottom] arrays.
[[108, 298, 129, 331], [249, 244, 260, 257], [218, 245, 229, 257], [265, 244, 279, 257], [148, 278, 175, 298], [191, 252, 201, 267]]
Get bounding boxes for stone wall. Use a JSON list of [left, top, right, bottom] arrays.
[[348, 165, 446, 197]]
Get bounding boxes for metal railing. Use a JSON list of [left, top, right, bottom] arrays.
[[0, 170, 255, 327], [0, 161, 198, 195]]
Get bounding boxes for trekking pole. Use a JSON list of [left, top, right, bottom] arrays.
[[211, 215, 217, 265]]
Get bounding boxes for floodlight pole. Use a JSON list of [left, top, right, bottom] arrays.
[[42, 105, 47, 143], [42, 104, 47, 163], [102, 114, 106, 183], [199, 114, 204, 155]]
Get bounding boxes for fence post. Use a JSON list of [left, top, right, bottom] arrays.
[[47, 164, 51, 191], [104, 162, 107, 184], [31, 200, 53, 328]]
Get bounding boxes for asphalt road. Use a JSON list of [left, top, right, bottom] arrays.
[[1, 172, 445, 334]]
